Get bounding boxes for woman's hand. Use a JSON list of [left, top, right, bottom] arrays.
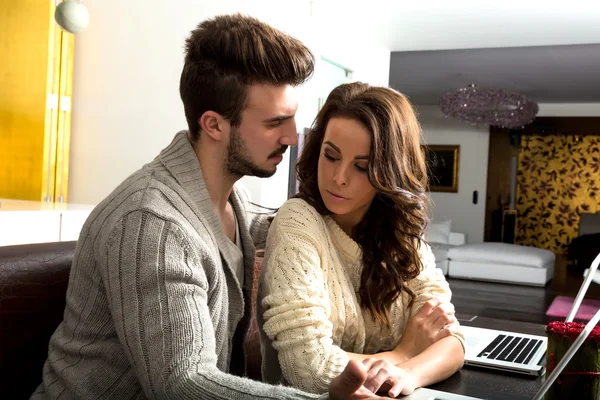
[[329, 360, 392, 400], [395, 298, 458, 359], [361, 358, 418, 398]]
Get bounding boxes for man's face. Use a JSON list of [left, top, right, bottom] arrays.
[[226, 84, 298, 178]]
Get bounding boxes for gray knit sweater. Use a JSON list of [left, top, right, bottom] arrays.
[[32, 132, 325, 400]]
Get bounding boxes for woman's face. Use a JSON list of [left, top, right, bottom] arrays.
[[317, 117, 377, 229]]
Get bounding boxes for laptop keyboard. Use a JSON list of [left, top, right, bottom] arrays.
[[476, 334, 543, 364]]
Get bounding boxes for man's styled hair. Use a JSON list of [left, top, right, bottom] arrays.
[[180, 14, 315, 141]]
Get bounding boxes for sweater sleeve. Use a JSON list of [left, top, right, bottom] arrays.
[[260, 202, 350, 394], [405, 241, 465, 351], [103, 210, 325, 400]]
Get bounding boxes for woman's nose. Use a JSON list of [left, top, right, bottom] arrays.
[[333, 166, 349, 187]]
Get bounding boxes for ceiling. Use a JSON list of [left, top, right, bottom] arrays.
[[311, 1, 600, 104], [316, 1, 600, 51], [389, 43, 600, 105]]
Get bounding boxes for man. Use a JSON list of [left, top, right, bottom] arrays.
[[32, 14, 387, 400]]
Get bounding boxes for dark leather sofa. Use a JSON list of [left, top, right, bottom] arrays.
[[0, 241, 76, 399], [0, 241, 264, 399]]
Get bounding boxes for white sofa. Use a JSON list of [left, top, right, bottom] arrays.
[[425, 220, 556, 286], [430, 233, 466, 275], [447, 242, 555, 287], [425, 220, 466, 275]]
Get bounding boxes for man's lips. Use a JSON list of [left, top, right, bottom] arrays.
[[268, 146, 288, 158]]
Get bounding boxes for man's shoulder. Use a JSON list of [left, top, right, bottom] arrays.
[[87, 166, 202, 238], [97, 167, 174, 210]]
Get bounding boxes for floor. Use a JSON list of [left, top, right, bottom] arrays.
[[448, 255, 600, 325]]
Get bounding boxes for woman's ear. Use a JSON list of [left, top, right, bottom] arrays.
[[199, 111, 228, 142]]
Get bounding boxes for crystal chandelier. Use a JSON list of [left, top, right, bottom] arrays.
[[440, 84, 539, 129]]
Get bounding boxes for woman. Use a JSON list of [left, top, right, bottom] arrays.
[[256, 82, 465, 398]]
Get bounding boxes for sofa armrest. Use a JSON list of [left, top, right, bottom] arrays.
[[449, 232, 466, 246], [0, 241, 76, 399]]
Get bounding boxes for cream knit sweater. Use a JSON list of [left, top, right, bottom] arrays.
[[257, 198, 464, 394]]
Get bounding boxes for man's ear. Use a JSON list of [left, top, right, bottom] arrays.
[[199, 111, 228, 142]]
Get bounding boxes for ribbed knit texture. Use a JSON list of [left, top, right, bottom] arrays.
[[31, 132, 325, 400], [258, 198, 465, 394]]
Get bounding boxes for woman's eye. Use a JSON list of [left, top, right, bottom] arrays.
[[355, 164, 367, 173], [324, 153, 337, 161]]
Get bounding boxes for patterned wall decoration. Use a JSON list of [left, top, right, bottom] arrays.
[[515, 135, 600, 253]]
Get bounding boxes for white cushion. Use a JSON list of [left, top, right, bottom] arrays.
[[448, 242, 555, 269], [426, 220, 452, 244], [430, 243, 453, 262], [449, 260, 554, 286], [448, 232, 466, 246]]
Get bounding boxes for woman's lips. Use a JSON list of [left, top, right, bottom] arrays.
[[327, 191, 348, 202]]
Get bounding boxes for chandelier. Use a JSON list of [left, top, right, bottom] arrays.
[[440, 85, 539, 129]]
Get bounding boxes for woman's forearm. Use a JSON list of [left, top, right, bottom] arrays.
[[347, 349, 410, 366], [398, 336, 464, 387]]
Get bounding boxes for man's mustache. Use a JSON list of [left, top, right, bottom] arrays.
[[268, 146, 288, 158]]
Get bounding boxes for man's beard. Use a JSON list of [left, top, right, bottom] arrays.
[[226, 128, 286, 178]]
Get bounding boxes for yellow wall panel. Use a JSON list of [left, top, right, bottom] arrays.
[[0, 1, 72, 202], [0, 0, 55, 200], [515, 135, 600, 253]]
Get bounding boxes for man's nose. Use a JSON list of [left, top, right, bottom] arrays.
[[280, 120, 298, 147]]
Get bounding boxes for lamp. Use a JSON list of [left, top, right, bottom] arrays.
[[440, 84, 539, 129], [55, 0, 89, 34]]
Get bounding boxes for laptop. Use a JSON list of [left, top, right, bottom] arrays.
[[462, 324, 547, 376], [460, 249, 600, 377], [402, 251, 600, 400]]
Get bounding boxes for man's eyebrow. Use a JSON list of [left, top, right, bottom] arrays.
[[324, 141, 368, 160], [263, 115, 294, 123]]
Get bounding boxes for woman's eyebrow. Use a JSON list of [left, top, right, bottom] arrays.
[[324, 141, 368, 159], [324, 141, 341, 153]]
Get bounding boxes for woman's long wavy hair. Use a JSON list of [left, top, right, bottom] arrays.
[[295, 82, 429, 328]]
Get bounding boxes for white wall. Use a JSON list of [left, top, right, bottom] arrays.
[[416, 106, 490, 243], [68, 0, 390, 207]]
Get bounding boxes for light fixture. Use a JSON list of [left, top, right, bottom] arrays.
[[55, 0, 89, 34], [440, 84, 539, 129]]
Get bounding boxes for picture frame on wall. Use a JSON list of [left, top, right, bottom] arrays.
[[421, 144, 460, 193]]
